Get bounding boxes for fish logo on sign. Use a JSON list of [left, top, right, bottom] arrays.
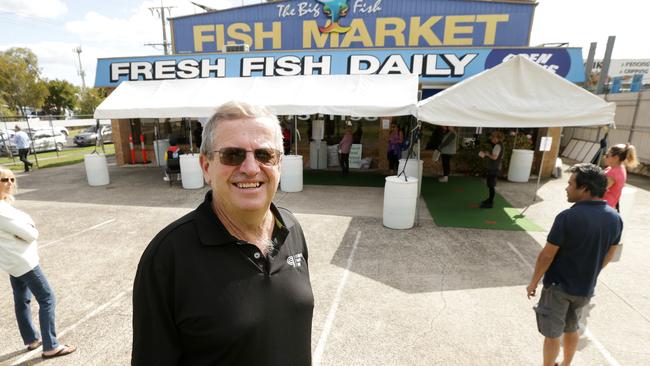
[[315, 0, 351, 33]]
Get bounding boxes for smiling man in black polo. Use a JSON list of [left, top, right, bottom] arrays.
[[132, 101, 314, 365]]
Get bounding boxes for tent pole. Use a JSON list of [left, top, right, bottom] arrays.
[[294, 115, 298, 155], [533, 129, 550, 202]]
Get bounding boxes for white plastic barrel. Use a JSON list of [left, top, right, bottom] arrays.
[[507, 149, 534, 183], [153, 139, 170, 166], [398, 158, 423, 196], [613, 186, 637, 262], [180, 154, 204, 189], [309, 140, 327, 169], [83, 153, 110, 186], [383, 175, 418, 229], [281, 155, 303, 192]]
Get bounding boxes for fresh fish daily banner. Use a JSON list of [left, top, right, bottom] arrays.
[[95, 48, 584, 87], [170, 0, 535, 53]]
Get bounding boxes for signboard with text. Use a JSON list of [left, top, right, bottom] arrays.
[[95, 47, 584, 87], [170, 0, 535, 53]]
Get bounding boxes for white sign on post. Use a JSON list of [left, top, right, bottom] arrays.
[[540, 136, 553, 151], [382, 119, 390, 129]]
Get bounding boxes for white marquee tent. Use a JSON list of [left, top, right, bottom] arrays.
[[416, 55, 616, 128], [94, 74, 419, 119]]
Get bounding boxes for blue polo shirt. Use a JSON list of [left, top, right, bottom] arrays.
[[544, 200, 622, 297]]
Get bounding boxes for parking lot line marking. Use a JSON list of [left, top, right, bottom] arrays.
[[40, 219, 116, 249], [506, 241, 621, 366], [10, 290, 128, 365], [313, 230, 361, 366], [583, 328, 622, 366]]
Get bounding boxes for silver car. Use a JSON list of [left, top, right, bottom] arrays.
[[73, 125, 113, 146], [0, 130, 67, 156]]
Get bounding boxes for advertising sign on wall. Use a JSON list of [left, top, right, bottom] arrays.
[[95, 47, 583, 87], [592, 59, 650, 85], [171, 0, 535, 53]]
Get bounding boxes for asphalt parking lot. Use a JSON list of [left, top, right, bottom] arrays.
[[1, 158, 649, 365]]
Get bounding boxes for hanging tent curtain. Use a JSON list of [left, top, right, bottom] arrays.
[[94, 74, 420, 119], [416, 55, 616, 128]]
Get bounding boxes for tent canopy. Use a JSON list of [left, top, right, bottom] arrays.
[[94, 74, 419, 119], [416, 55, 616, 128]]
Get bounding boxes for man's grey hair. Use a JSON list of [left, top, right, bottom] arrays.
[[200, 101, 283, 160]]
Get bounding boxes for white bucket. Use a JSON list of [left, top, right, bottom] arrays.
[[180, 154, 204, 189], [309, 140, 327, 170], [383, 175, 418, 229], [507, 149, 534, 183], [84, 153, 110, 186], [281, 155, 303, 192], [398, 158, 423, 196]]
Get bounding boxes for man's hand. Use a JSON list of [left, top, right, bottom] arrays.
[[526, 283, 537, 299]]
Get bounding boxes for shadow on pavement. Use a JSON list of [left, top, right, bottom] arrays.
[[329, 216, 542, 293]]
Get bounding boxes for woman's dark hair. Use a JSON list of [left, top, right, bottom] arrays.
[[568, 163, 607, 198]]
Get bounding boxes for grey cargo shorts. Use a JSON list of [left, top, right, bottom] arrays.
[[534, 284, 591, 338]]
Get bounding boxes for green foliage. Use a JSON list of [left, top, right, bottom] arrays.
[[0, 47, 49, 116], [453, 132, 534, 176], [43, 79, 79, 115], [77, 88, 108, 115], [455, 135, 492, 175]]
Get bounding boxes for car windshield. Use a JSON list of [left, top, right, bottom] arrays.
[[84, 126, 98, 133]]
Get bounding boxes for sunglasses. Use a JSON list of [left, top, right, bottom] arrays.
[[1, 177, 15, 183], [214, 147, 282, 166]]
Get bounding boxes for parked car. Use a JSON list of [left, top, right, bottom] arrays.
[[73, 125, 113, 146], [0, 130, 67, 156]]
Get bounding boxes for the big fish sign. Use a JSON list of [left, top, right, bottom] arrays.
[[170, 0, 535, 53], [316, 0, 351, 33]]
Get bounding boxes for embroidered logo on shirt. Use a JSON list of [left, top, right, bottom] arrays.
[[287, 253, 304, 267]]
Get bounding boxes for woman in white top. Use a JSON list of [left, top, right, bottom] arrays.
[[0, 167, 76, 358]]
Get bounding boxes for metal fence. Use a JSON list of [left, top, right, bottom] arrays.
[[0, 115, 107, 165], [561, 90, 650, 174]]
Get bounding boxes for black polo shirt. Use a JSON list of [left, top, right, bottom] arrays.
[[132, 192, 314, 366], [544, 200, 622, 297]]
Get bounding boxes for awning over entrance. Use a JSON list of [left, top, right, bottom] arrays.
[[94, 74, 419, 119], [416, 55, 616, 128]]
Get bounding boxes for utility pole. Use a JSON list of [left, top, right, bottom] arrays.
[[148, 0, 175, 55], [73, 46, 87, 90]]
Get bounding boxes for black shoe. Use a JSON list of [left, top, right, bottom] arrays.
[[480, 201, 493, 208]]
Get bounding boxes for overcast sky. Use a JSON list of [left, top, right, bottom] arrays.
[[0, 0, 648, 87]]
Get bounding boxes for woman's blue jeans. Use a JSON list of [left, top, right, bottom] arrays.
[[9, 265, 59, 351]]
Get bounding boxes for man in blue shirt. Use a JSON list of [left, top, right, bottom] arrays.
[[11, 126, 33, 172], [527, 163, 622, 366]]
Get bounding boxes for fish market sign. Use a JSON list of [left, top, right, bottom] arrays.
[[170, 0, 534, 53], [95, 48, 584, 87]]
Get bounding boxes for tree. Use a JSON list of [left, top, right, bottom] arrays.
[[43, 79, 79, 115], [0, 47, 49, 116], [77, 87, 108, 115]]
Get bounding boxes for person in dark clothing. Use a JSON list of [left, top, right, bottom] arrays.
[[478, 131, 504, 208], [527, 163, 622, 366], [132, 101, 314, 366], [281, 122, 292, 155], [437, 126, 457, 183], [352, 123, 363, 144]]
